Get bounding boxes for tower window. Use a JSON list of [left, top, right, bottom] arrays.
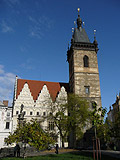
[[85, 86, 90, 94], [83, 55, 89, 67], [5, 122, 10, 129]]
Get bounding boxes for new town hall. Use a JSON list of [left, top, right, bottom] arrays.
[[0, 10, 101, 148]]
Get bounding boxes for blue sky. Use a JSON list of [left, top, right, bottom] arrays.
[[0, 0, 120, 113]]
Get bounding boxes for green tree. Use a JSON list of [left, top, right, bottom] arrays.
[[90, 102, 107, 147], [111, 111, 120, 141], [5, 119, 55, 151], [67, 94, 90, 148], [46, 93, 68, 148], [47, 93, 90, 148]]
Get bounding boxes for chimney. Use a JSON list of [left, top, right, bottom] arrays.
[[3, 100, 8, 107]]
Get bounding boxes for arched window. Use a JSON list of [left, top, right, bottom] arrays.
[[83, 55, 89, 67]]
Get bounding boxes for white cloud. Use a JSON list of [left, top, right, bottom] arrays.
[[0, 65, 16, 106], [3, 0, 20, 7], [1, 20, 14, 33], [20, 58, 35, 70], [0, 65, 4, 74], [29, 15, 53, 39]]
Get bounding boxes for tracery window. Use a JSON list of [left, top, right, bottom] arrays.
[[49, 122, 54, 131], [83, 55, 89, 67]]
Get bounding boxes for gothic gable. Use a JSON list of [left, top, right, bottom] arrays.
[[56, 86, 67, 104], [36, 85, 52, 106], [15, 83, 35, 107]]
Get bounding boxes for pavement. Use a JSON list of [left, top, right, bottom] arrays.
[[82, 150, 120, 159]]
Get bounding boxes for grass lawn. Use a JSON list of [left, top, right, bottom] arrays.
[[0, 153, 93, 160]]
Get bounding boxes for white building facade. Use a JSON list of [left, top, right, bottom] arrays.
[[12, 76, 69, 147], [0, 101, 13, 149]]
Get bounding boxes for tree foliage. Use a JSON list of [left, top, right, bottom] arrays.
[[5, 119, 55, 150], [90, 102, 107, 128], [67, 94, 90, 139], [110, 111, 120, 140], [89, 102, 108, 147], [47, 93, 68, 148], [47, 93, 90, 148]]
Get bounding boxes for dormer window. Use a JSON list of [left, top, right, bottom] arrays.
[[83, 55, 89, 67]]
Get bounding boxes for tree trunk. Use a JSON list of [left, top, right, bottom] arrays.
[[62, 139, 64, 148]]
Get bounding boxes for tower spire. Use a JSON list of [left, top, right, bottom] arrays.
[[77, 8, 82, 28]]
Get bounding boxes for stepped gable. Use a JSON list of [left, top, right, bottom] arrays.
[[16, 79, 69, 101]]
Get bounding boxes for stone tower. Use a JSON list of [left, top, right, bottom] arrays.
[[67, 9, 101, 109]]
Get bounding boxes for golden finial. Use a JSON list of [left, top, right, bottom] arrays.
[[94, 29, 96, 34], [77, 8, 80, 16]]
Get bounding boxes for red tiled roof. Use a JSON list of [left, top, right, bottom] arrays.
[[16, 79, 69, 101]]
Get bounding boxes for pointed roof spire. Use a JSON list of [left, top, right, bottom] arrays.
[[77, 8, 82, 28]]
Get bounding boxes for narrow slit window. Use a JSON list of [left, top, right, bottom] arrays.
[[85, 86, 90, 94]]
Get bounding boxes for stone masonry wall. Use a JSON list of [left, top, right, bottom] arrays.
[[73, 49, 101, 108]]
